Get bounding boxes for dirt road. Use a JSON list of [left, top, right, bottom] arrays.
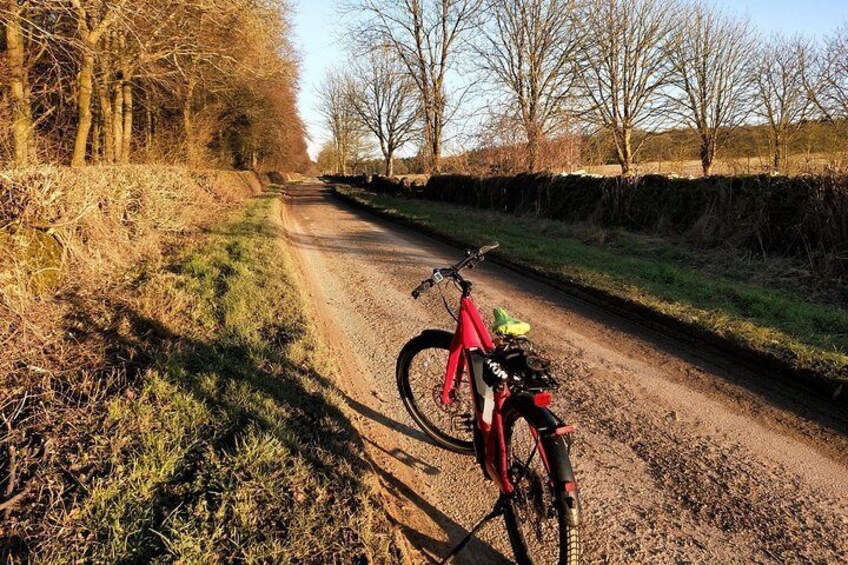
[[282, 182, 848, 564]]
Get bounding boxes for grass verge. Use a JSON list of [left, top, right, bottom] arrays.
[[10, 192, 396, 562], [333, 184, 848, 391]]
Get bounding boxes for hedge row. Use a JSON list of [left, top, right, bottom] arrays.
[[321, 174, 424, 196], [325, 173, 848, 273]]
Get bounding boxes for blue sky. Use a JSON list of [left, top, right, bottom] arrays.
[[292, 0, 848, 160]]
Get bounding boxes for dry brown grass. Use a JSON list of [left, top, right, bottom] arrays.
[[0, 165, 259, 393], [584, 151, 848, 177], [0, 166, 259, 557], [0, 165, 258, 304], [1, 172, 398, 562]]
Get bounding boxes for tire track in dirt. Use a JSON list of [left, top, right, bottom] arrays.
[[281, 182, 848, 564]]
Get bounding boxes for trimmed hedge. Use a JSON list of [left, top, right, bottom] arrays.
[[321, 174, 424, 197], [326, 172, 848, 273]]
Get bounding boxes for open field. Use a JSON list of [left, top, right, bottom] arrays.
[[583, 152, 848, 177]]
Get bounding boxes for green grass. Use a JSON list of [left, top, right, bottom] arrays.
[[43, 194, 396, 563], [337, 186, 848, 384]]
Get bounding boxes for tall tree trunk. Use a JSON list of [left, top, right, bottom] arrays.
[[92, 121, 101, 163], [526, 125, 541, 173], [700, 135, 715, 176], [431, 117, 442, 173], [97, 78, 114, 163], [621, 127, 633, 176], [72, 50, 96, 167], [772, 130, 785, 171], [385, 154, 394, 176], [425, 87, 444, 173], [5, 0, 31, 167], [70, 4, 118, 167], [614, 126, 633, 176], [121, 75, 132, 164], [112, 79, 124, 163]]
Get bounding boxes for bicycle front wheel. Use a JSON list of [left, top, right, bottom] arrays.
[[396, 330, 474, 454], [503, 413, 581, 565]]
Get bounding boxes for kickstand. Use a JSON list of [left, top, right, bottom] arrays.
[[438, 441, 540, 563], [437, 495, 508, 564]]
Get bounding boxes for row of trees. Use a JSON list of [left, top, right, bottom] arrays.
[[322, 0, 848, 176], [316, 49, 420, 176], [1, 0, 308, 171]]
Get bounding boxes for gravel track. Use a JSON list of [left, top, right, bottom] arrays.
[[282, 182, 848, 564]]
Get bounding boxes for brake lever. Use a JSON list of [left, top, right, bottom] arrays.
[[411, 278, 432, 299], [412, 269, 447, 299]]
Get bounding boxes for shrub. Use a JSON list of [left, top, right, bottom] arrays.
[[419, 173, 848, 274], [0, 166, 259, 304]]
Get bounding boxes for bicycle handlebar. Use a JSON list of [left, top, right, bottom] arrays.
[[411, 242, 499, 299]]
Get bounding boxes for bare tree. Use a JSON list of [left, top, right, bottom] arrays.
[[576, 0, 677, 175], [667, 3, 754, 176], [4, 0, 31, 167], [815, 21, 848, 121], [349, 49, 420, 176], [351, 0, 484, 173], [1, 0, 307, 171], [476, 0, 583, 172], [3, 1, 77, 166], [69, 0, 126, 167], [317, 69, 362, 175], [753, 35, 814, 171]]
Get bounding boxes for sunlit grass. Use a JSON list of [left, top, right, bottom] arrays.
[[46, 195, 395, 562]]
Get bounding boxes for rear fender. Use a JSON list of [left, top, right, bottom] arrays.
[[507, 392, 581, 526], [507, 391, 578, 494]]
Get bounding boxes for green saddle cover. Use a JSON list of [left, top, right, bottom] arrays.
[[492, 307, 531, 337]]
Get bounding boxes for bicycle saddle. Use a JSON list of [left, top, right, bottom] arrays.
[[492, 307, 531, 337]]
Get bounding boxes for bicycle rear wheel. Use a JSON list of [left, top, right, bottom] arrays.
[[396, 330, 474, 454], [503, 413, 581, 565]]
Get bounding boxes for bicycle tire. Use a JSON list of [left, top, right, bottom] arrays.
[[396, 330, 475, 454], [503, 410, 581, 565]]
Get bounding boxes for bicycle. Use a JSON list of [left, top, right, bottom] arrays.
[[396, 242, 581, 564]]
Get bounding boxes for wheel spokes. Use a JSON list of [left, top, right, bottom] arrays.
[[509, 421, 562, 562], [407, 347, 473, 443]]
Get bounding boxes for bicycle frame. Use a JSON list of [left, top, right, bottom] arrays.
[[403, 249, 582, 555], [440, 293, 529, 494]]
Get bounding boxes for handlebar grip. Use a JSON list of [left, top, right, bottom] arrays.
[[411, 279, 433, 299]]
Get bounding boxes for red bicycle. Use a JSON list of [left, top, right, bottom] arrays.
[[396, 243, 581, 564]]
